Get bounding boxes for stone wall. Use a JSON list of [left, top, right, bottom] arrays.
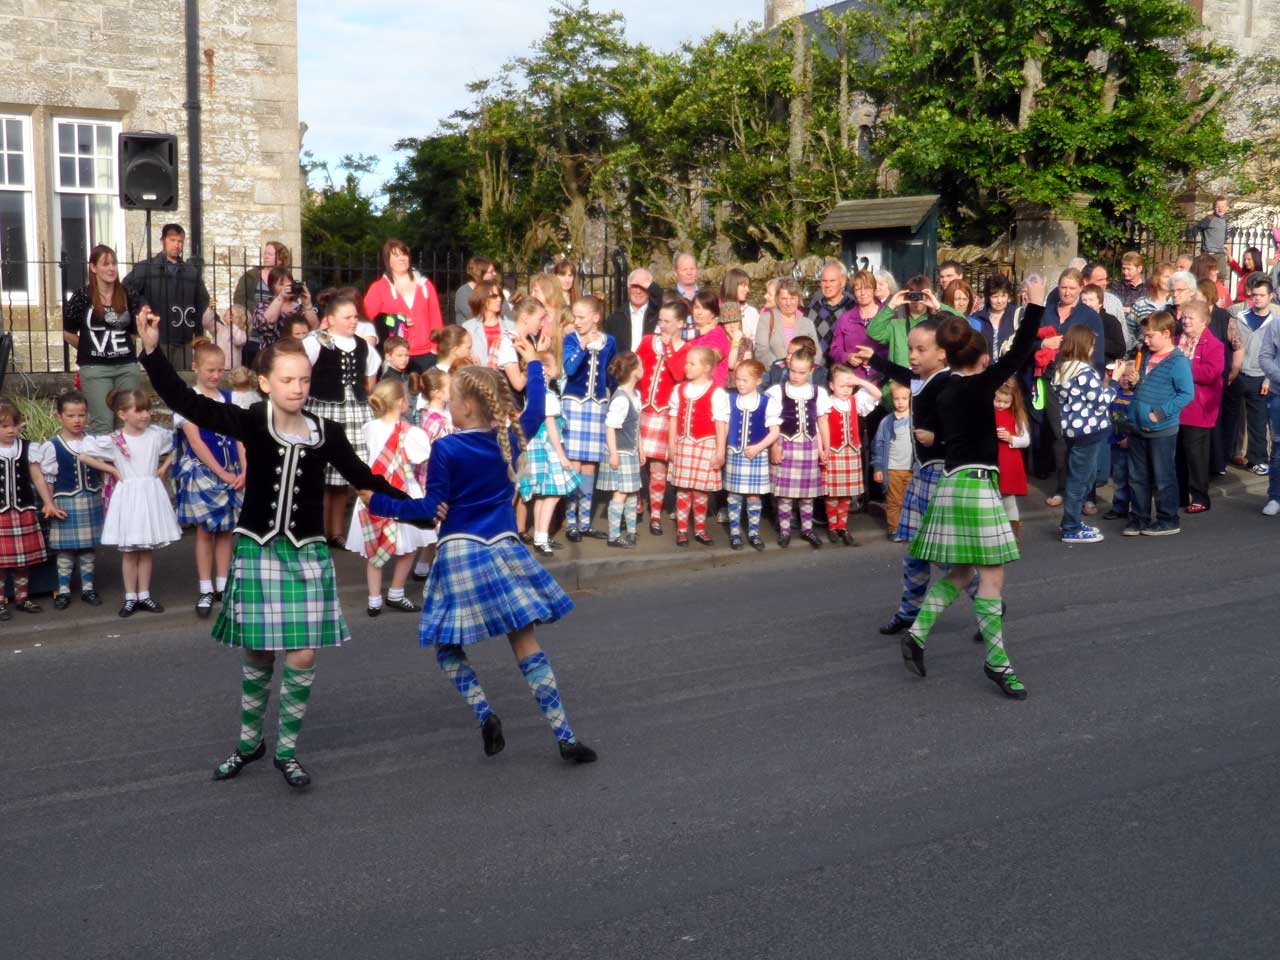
[[0, 0, 302, 291]]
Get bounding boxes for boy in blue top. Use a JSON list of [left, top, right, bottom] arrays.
[[1104, 374, 1136, 521]]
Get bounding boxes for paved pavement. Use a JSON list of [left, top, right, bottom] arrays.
[[2, 468, 1278, 959]]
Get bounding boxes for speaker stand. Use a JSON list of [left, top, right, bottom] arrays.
[[145, 208, 152, 262]]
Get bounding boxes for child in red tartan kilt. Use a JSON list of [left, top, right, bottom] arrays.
[[822, 363, 882, 545], [346, 379, 434, 617], [667, 346, 729, 546], [0, 400, 66, 619], [636, 302, 689, 536]]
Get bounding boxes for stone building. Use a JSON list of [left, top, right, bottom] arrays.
[[0, 0, 302, 368]]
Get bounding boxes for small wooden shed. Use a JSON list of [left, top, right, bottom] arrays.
[[819, 195, 940, 281]]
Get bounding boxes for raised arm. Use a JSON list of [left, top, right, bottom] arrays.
[[137, 310, 252, 441], [989, 304, 1044, 385], [867, 351, 914, 388], [324, 422, 404, 500], [517, 360, 546, 439]]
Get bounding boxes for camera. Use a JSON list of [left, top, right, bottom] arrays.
[[905, 291, 924, 302], [290, 281, 305, 297]]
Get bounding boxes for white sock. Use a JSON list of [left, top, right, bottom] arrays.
[[368, 595, 383, 609], [138, 590, 150, 601], [387, 587, 405, 601], [534, 531, 548, 546], [125, 592, 138, 602], [414, 560, 431, 576], [199, 579, 214, 594], [215, 576, 227, 592]]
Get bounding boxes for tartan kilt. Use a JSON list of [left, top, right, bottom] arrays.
[[517, 424, 581, 500], [306, 388, 371, 485], [597, 450, 642, 493], [910, 467, 1020, 566], [771, 437, 822, 499], [174, 458, 242, 532], [670, 436, 721, 492], [639, 409, 670, 461], [823, 445, 865, 498], [561, 396, 607, 462], [418, 534, 574, 647], [0, 508, 47, 568], [724, 447, 772, 495], [895, 462, 941, 541], [213, 536, 350, 650], [48, 490, 103, 551]]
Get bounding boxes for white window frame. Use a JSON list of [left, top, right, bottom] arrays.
[[51, 116, 125, 300], [0, 113, 39, 305]]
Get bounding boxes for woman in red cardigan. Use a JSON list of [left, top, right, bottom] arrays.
[[362, 239, 443, 371]]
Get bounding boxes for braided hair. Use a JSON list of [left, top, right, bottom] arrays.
[[452, 365, 526, 482]]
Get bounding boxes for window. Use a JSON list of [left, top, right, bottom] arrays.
[[0, 114, 37, 303], [53, 118, 123, 295]]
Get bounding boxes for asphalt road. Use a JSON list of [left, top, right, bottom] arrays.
[[3, 494, 1278, 960]]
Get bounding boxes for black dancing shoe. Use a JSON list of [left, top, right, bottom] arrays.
[[649, 521, 663, 536], [675, 534, 689, 547], [118, 599, 137, 618], [694, 533, 714, 546], [748, 535, 765, 552], [481, 714, 505, 757], [0, 604, 10, 621], [606, 537, 633, 549], [367, 604, 382, 618], [520, 531, 534, 544], [273, 755, 311, 788], [81, 590, 102, 606], [582, 528, 610, 541], [777, 532, 791, 548], [973, 629, 984, 644], [559, 740, 598, 764], [984, 663, 1028, 700], [827, 528, 839, 543], [135, 597, 164, 614], [729, 535, 743, 551], [838, 530, 857, 547], [213, 589, 223, 602], [53, 593, 71, 610], [879, 613, 914, 635], [195, 592, 215, 619], [566, 528, 583, 544], [547, 538, 565, 550], [626, 533, 637, 546], [800, 530, 822, 549], [411, 570, 429, 582], [385, 596, 419, 613], [901, 635, 926, 677], [212, 740, 266, 781], [13, 599, 41, 614], [534, 542, 555, 557]]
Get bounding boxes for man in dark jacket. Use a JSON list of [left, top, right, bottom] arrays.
[[122, 223, 213, 357], [604, 268, 662, 352]]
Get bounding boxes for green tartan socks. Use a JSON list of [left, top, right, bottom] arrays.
[[975, 596, 1027, 699], [237, 661, 274, 755], [907, 577, 960, 648], [275, 665, 316, 760]]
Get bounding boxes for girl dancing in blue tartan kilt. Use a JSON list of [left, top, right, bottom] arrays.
[[365, 364, 598, 764]]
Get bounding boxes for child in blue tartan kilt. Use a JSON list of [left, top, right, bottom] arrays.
[[38, 392, 118, 609], [137, 299, 409, 791], [367, 364, 598, 765], [560, 295, 617, 540], [724, 359, 780, 550], [174, 340, 246, 619], [598, 352, 644, 547]]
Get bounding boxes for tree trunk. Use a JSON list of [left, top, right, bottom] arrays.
[[1018, 32, 1046, 131], [838, 24, 849, 152], [788, 17, 809, 260], [552, 84, 589, 254]]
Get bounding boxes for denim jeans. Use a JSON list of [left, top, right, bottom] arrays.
[[1062, 437, 1106, 534], [1269, 394, 1280, 502], [1110, 442, 1131, 514], [1128, 431, 1180, 528]]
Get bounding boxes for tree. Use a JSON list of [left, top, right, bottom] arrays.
[[302, 154, 403, 262], [873, 0, 1243, 246]]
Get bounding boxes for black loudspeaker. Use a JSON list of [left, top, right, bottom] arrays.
[[118, 132, 179, 210]]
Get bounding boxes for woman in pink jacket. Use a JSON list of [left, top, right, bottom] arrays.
[[1177, 300, 1225, 513]]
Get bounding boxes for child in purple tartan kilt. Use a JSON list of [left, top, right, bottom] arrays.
[[366, 365, 597, 765], [0, 400, 66, 619], [175, 340, 246, 619], [765, 344, 830, 548]]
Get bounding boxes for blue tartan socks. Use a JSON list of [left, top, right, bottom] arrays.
[[624, 494, 638, 536], [577, 473, 596, 531], [518, 651, 576, 744], [746, 496, 762, 537], [727, 493, 744, 538], [608, 500, 624, 540], [78, 551, 95, 592], [899, 555, 931, 620], [436, 644, 492, 725], [565, 492, 578, 530], [275, 665, 315, 760], [907, 577, 960, 648], [237, 660, 273, 755], [56, 552, 74, 595]]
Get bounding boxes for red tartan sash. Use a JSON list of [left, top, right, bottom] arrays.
[[102, 430, 131, 513], [357, 423, 413, 567]]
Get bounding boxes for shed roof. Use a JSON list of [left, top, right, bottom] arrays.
[[819, 195, 940, 234]]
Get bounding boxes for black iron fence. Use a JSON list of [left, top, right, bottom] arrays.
[[0, 246, 632, 375]]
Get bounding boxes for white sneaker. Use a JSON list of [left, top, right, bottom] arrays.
[[1263, 500, 1280, 517]]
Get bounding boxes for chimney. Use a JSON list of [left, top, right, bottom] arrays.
[[765, 0, 806, 31]]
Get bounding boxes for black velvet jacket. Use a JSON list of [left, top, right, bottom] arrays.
[[140, 347, 405, 547]]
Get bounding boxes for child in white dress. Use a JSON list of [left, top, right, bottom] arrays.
[[346, 379, 435, 616], [94, 388, 183, 617]]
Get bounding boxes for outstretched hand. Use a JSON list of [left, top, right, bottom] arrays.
[[135, 305, 161, 354]]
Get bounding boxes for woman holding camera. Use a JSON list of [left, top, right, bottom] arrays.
[[245, 265, 316, 370]]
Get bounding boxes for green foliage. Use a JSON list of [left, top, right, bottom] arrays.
[[13, 394, 60, 443], [873, 0, 1244, 247], [301, 153, 404, 261]]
